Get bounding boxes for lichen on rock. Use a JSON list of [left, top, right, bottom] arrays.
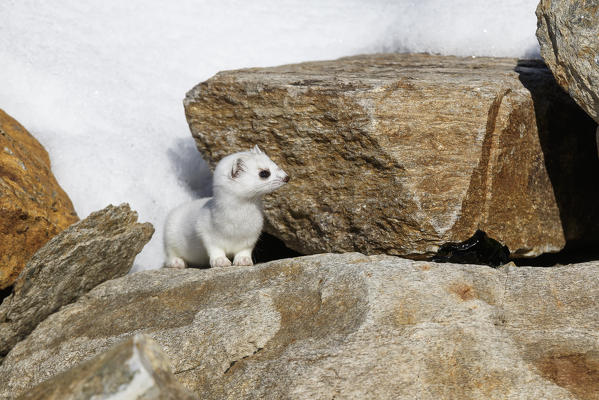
[[0, 109, 79, 289]]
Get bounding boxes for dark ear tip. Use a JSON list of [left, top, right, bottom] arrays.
[[231, 158, 245, 179]]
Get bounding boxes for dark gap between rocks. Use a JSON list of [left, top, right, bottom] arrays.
[[253, 233, 301, 264], [254, 230, 599, 268], [512, 244, 599, 267], [432, 230, 510, 268], [516, 59, 599, 261], [0, 285, 12, 306]]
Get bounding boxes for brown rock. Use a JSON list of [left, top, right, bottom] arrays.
[[18, 334, 198, 400], [0, 203, 154, 357], [1, 253, 598, 399], [183, 54, 599, 259], [0, 109, 78, 289], [536, 0, 599, 123]]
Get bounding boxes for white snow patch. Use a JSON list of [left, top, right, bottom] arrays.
[[0, 1, 540, 270]]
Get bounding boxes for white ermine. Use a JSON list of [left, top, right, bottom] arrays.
[[163, 145, 289, 268]]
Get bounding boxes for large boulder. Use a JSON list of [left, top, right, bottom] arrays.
[[536, 0, 599, 124], [183, 54, 599, 259], [0, 203, 154, 357], [0, 109, 78, 289], [1, 253, 598, 399], [18, 335, 198, 400]]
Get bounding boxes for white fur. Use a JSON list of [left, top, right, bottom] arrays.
[[163, 145, 289, 268]]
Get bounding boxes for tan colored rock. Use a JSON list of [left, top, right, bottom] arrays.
[[183, 54, 599, 259], [536, 0, 599, 123], [0, 203, 154, 357], [1, 253, 598, 399], [18, 334, 198, 400], [0, 109, 78, 289]]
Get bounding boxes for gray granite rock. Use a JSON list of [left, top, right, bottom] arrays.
[[536, 0, 599, 124], [17, 334, 197, 400], [0, 203, 154, 357], [1, 253, 598, 399]]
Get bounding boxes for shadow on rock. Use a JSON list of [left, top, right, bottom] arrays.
[[166, 137, 213, 198], [517, 59, 599, 255]]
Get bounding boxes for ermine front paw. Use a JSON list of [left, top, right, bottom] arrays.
[[165, 257, 187, 269], [210, 256, 232, 268], [233, 255, 253, 267]]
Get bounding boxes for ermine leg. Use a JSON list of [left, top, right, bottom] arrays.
[[233, 249, 254, 266], [165, 257, 187, 269], [207, 247, 231, 268]]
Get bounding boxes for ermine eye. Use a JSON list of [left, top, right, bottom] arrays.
[[259, 170, 271, 179]]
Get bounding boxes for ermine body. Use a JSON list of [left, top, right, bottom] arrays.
[[163, 145, 289, 268]]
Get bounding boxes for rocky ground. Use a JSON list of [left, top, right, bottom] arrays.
[[2, 253, 599, 399], [1, 1, 598, 399]]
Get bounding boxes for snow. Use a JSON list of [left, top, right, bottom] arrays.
[[0, 0, 540, 270]]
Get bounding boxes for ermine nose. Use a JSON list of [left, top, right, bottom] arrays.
[[283, 175, 290, 183]]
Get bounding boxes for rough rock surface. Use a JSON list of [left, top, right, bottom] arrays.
[[0, 109, 78, 289], [536, 0, 599, 123], [184, 54, 599, 259], [1, 253, 598, 399], [18, 334, 198, 400], [0, 203, 154, 357]]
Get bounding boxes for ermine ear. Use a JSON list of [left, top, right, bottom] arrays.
[[251, 145, 263, 155], [231, 158, 246, 179]]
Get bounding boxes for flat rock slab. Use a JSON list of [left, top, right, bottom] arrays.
[[536, 0, 599, 124], [0, 109, 78, 289], [0, 203, 154, 357], [1, 253, 598, 399], [184, 53, 599, 259], [18, 334, 198, 400]]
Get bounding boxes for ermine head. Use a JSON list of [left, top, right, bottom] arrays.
[[213, 145, 290, 199]]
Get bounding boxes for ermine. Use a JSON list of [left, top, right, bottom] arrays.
[[163, 145, 289, 268]]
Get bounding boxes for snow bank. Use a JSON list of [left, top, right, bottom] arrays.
[[0, 0, 540, 270]]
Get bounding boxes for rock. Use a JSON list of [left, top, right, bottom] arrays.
[[536, 0, 599, 123], [1, 253, 598, 399], [0, 109, 78, 289], [0, 203, 154, 357], [17, 334, 198, 400], [183, 53, 599, 259]]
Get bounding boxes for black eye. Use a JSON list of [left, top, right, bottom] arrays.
[[259, 170, 271, 179]]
